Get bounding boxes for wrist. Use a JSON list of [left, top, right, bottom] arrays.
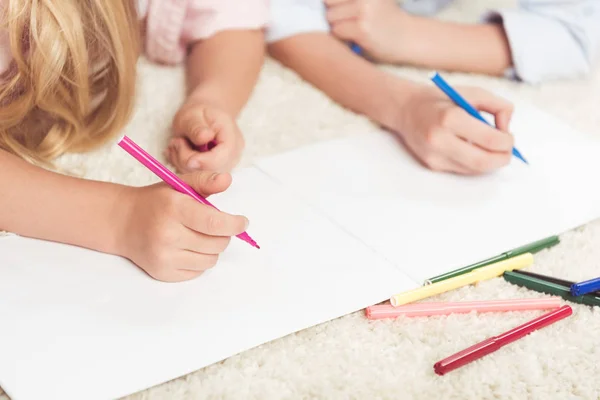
[[377, 75, 421, 132], [186, 87, 223, 110], [105, 184, 138, 260], [387, 12, 422, 65]]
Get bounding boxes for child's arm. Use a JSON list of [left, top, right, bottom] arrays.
[[0, 150, 128, 256], [165, 0, 269, 174], [185, 30, 265, 118], [269, 33, 405, 128], [325, 0, 600, 83], [268, 33, 515, 174], [0, 149, 247, 282], [375, 14, 513, 77], [168, 29, 265, 174]]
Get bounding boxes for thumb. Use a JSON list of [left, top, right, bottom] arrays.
[[180, 171, 233, 198], [173, 106, 219, 147]]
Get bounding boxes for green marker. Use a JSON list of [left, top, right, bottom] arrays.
[[516, 270, 600, 297], [504, 270, 600, 307], [425, 236, 560, 285]]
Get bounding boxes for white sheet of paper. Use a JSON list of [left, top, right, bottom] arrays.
[[2, 100, 599, 400], [0, 168, 414, 400], [256, 100, 600, 282]]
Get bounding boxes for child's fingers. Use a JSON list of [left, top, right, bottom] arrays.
[[168, 137, 199, 173], [180, 170, 233, 197], [462, 87, 515, 133], [208, 117, 236, 145], [445, 159, 478, 175], [326, 1, 360, 23], [148, 268, 204, 283], [443, 133, 511, 173], [493, 107, 514, 133], [188, 142, 235, 172], [173, 107, 219, 146], [174, 251, 219, 273], [330, 20, 361, 41], [446, 108, 514, 153], [417, 151, 472, 175], [179, 230, 232, 255], [186, 127, 217, 149], [179, 198, 248, 237]]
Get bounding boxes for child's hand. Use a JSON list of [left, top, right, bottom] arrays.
[[116, 171, 248, 282], [391, 85, 515, 175], [325, 0, 412, 63], [167, 103, 245, 173]]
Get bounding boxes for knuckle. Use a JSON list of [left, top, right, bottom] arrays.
[[201, 107, 219, 126], [424, 128, 442, 148], [146, 247, 171, 271], [175, 107, 196, 131], [422, 153, 441, 171], [441, 108, 459, 128], [159, 226, 180, 246]]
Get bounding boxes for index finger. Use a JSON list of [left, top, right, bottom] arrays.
[[179, 197, 249, 237], [462, 87, 515, 132]]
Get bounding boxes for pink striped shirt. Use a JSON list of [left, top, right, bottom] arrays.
[[0, 0, 268, 73]]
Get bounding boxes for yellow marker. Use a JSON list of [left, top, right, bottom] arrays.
[[390, 253, 534, 307]]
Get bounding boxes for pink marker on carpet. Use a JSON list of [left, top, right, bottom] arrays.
[[118, 135, 259, 249], [366, 298, 561, 320]]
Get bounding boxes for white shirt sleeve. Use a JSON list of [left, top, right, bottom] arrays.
[[266, 0, 330, 43], [483, 0, 600, 83]]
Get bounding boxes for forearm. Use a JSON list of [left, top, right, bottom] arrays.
[[0, 150, 128, 255], [186, 29, 265, 117], [268, 33, 417, 128], [400, 16, 512, 76]]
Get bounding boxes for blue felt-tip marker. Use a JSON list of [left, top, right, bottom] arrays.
[[570, 276, 600, 297], [430, 72, 528, 165], [350, 43, 362, 55]]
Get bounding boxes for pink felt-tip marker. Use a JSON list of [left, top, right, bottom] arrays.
[[117, 135, 259, 249], [365, 297, 561, 320]]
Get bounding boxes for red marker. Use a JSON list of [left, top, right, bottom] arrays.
[[434, 305, 572, 375]]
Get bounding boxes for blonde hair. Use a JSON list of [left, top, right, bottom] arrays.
[[0, 0, 140, 166]]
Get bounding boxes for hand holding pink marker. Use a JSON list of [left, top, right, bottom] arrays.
[[118, 135, 259, 249]]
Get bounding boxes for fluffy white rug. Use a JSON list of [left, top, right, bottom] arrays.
[[3, 1, 600, 398]]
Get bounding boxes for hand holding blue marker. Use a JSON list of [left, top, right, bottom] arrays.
[[430, 72, 528, 165]]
